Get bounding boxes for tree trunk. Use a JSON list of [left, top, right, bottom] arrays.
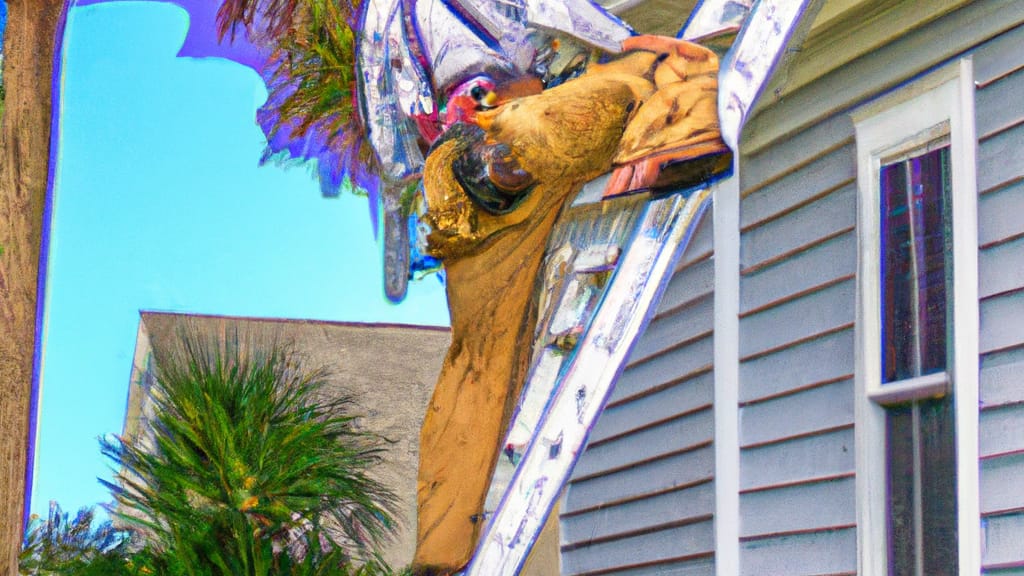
[[0, 1, 62, 573]]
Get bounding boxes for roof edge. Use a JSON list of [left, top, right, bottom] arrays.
[[138, 309, 451, 333]]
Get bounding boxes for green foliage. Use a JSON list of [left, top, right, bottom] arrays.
[[117, 538, 398, 576], [18, 502, 132, 575], [216, 0, 378, 179], [20, 503, 403, 575], [99, 331, 399, 575]]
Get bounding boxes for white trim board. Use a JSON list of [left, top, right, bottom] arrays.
[[713, 159, 741, 576]]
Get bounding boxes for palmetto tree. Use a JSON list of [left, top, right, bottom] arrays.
[[100, 332, 398, 575]]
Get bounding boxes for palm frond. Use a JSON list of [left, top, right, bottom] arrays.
[[216, 0, 379, 196]]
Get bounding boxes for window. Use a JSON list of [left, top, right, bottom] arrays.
[[853, 59, 980, 576], [879, 144, 958, 574]]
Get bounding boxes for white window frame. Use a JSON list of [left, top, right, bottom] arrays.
[[851, 58, 980, 575]]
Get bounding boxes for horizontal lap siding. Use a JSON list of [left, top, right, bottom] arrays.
[[738, 59, 858, 574], [740, 529, 857, 576], [562, 212, 715, 575], [565, 446, 715, 513], [979, 181, 1024, 249], [740, 428, 855, 493], [562, 482, 714, 545], [563, 522, 715, 576], [572, 409, 713, 480], [740, 380, 854, 448], [985, 514, 1024, 573], [738, 328, 854, 404], [740, 477, 856, 538], [976, 26, 1024, 572], [741, 231, 856, 315], [981, 452, 1024, 515], [738, 279, 855, 359], [595, 558, 715, 576], [742, 1, 1024, 155], [740, 185, 857, 274]]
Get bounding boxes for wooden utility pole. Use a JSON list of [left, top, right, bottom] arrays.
[[0, 1, 62, 573]]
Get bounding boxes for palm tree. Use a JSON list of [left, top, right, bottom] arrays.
[[100, 330, 398, 575], [18, 502, 131, 575]]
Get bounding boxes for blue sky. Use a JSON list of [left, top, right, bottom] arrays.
[[31, 1, 449, 516]]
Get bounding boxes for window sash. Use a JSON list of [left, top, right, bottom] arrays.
[[879, 144, 953, 387], [876, 143, 959, 575]]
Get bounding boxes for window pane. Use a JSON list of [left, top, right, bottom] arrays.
[[881, 162, 915, 382], [880, 146, 951, 383], [885, 397, 958, 576], [886, 405, 917, 575], [912, 151, 950, 376], [919, 396, 958, 575]]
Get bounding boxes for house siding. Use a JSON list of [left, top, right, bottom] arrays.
[[974, 21, 1024, 574], [559, 2, 1024, 573], [736, 3, 1024, 573], [738, 109, 858, 576], [562, 211, 716, 576]]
